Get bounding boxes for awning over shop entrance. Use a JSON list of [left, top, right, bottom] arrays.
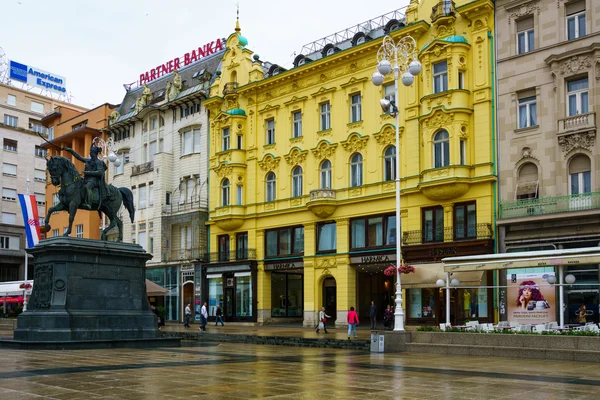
[[442, 247, 600, 272], [401, 263, 484, 288], [146, 279, 168, 296]]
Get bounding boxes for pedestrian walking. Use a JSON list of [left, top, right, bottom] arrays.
[[184, 303, 191, 328], [316, 307, 331, 334], [347, 306, 359, 340], [370, 300, 377, 330], [383, 305, 394, 330], [151, 305, 161, 330], [215, 304, 225, 326], [199, 301, 208, 331]]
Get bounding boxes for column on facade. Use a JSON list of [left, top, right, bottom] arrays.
[[334, 218, 353, 327], [302, 223, 316, 327], [442, 203, 454, 242], [255, 230, 271, 324]]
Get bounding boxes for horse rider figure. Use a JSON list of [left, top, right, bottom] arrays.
[[62, 144, 107, 210]]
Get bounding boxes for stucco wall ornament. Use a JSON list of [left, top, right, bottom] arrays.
[[558, 132, 596, 154], [374, 125, 398, 146], [341, 134, 369, 153], [214, 163, 233, 179], [311, 141, 338, 160], [424, 110, 454, 129], [108, 110, 120, 125], [258, 154, 281, 171], [284, 147, 308, 165], [315, 258, 336, 269], [506, 0, 540, 24]]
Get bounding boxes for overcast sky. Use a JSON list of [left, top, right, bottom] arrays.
[[1, 0, 410, 109]]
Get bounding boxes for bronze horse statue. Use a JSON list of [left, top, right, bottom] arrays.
[[44, 155, 135, 241]]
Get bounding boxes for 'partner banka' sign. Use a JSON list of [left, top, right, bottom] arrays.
[[139, 38, 225, 85]]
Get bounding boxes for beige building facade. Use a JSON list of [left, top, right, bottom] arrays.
[[0, 83, 85, 284], [496, 0, 600, 324]]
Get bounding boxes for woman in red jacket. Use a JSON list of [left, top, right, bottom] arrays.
[[347, 306, 359, 339]]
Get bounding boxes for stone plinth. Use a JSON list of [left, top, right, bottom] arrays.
[[14, 237, 157, 342]]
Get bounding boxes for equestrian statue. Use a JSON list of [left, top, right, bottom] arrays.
[[44, 143, 135, 241]]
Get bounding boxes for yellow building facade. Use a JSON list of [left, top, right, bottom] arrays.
[[204, 0, 496, 327]]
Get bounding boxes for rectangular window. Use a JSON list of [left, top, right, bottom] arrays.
[[53, 193, 59, 206], [76, 224, 84, 238], [218, 235, 230, 261], [454, 202, 477, 240], [236, 232, 248, 260], [566, 1, 586, 40], [2, 187, 16, 201], [182, 128, 201, 155], [142, 144, 148, 163], [350, 93, 362, 122], [567, 77, 588, 116], [151, 118, 158, 130], [138, 230, 147, 251], [48, 126, 54, 140], [31, 101, 44, 114], [149, 230, 154, 253], [265, 226, 304, 258], [2, 212, 16, 224], [149, 140, 157, 162], [237, 134, 243, 149], [139, 185, 147, 208], [320, 102, 331, 130], [222, 127, 230, 151], [266, 119, 275, 145], [350, 214, 397, 249], [271, 273, 303, 318], [52, 229, 59, 238], [570, 171, 591, 195], [132, 187, 137, 208], [2, 163, 16, 177], [518, 93, 537, 128], [3, 139, 17, 152], [4, 114, 18, 127], [460, 140, 466, 165], [35, 146, 47, 158], [34, 169, 46, 182], [115, 152, 126, 175], [316, 222, 336, 253], [35, 192, 45, 206], [237, 185, 243, 205], [422, 206, 444, 243], [292, 111, 302, 138], [149, 183, 154, 207], [186, 178, 195, 203], [384, 84, 395, 105], [516, 17, 534, 54], [433, 61, 448, 93], [7, 94, 16, 106], [31, 122, 46, 134], [458, 71, 465, 89]]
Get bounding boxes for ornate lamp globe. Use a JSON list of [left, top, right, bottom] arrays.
[[436, 279, 445, 287], [377, 60, 392, 75], [565, 274, 576, 284], [408, 60, 422, 76], [113, 158, 121, 168], [401, 72, 414, 87], [108, 151, 118, 163], [546, 275, 557, 284], [451, 278, 460, 287], [372, 71, 384, 86]]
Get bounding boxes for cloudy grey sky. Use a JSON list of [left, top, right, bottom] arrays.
[[1, 0, 409, 109]]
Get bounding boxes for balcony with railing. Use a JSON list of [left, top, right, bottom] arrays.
[[402, 223, 492, 246], [307, 189, 337, 218], [558, 112, 596, 136], [498, 192, 600, 219], [131, 161, 154, 176], [163, 199, 208, 214], [223, 82, 238, 96], [162, 247, 205, 262], [431, 0, 455, 23], [208, 249, 257, 263]]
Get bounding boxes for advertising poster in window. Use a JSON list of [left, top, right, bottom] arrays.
[[506, 272, 555, 325]]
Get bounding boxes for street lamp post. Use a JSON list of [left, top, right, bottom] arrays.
[[372, 36, 421, 331], [93, 136, 121, 167]]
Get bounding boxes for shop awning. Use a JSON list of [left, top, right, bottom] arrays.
[[401, 263, 484, 288], [146, 279, 168, 296], [0, 282, 30, 297], [443, 247, 600, 272], [1, 296, 24, 303]]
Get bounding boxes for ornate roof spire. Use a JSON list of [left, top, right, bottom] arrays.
[[235, 2, 241, 33]]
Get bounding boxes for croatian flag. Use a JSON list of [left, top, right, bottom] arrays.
[[18, 194, 41, 248]]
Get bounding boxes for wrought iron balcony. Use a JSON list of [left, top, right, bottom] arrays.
[[557, 112, 596, 135], [223, 82, 238, 96], [162, 199, 208, 214], [431, 0, 455, 22], [162, 247, 205, 262], [499, 193, 600, 219], [402, 223, 492, 246], [131, 161, 154, 176], [207, 249, 257, 263]]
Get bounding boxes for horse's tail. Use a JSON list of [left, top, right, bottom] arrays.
[[119, 187, 135, 223]]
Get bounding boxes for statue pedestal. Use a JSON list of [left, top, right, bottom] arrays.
[[14, 237, 166, 343]]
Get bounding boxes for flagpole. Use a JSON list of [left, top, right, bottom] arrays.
[[23, 174, 30, 312]]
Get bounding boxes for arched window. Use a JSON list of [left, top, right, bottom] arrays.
[[384, 146, 396, 181], [159, 116, 165, 127], [221, 178, 230, 206], [266, 172, 276, 202], [320, 160, 332, 189], [350, 153, 363, 187], [516, 163, 539, 200], [569, 155, 591, 195], [292, 166, 303, 197], [433, 130, 450, 168]]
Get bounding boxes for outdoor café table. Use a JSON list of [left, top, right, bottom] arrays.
[[453, 325, 470, 331]]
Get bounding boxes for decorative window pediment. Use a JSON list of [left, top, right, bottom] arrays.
[[213, 162, 233, 179], [341, 133, 369, 153], [311, 87, 336, 98], [284, 147, 308, 165], [258, 153, 281, 171], [374, 124, 402, 146], [311, 140, 338, 160]]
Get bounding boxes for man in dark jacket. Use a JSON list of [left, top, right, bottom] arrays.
[[370, 301, 377, 330]]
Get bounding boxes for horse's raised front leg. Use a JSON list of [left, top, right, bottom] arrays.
[[64, 201, 78, 237], [44, 203, 66, 233]]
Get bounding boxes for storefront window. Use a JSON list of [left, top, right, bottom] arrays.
[[235, 273, 252, 317], [458, 273, 489, 319], [165, 265, 179, 321], [208, 275, 224, 318], [408, 288, 436, 318], [271, 273, 303, 317]]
